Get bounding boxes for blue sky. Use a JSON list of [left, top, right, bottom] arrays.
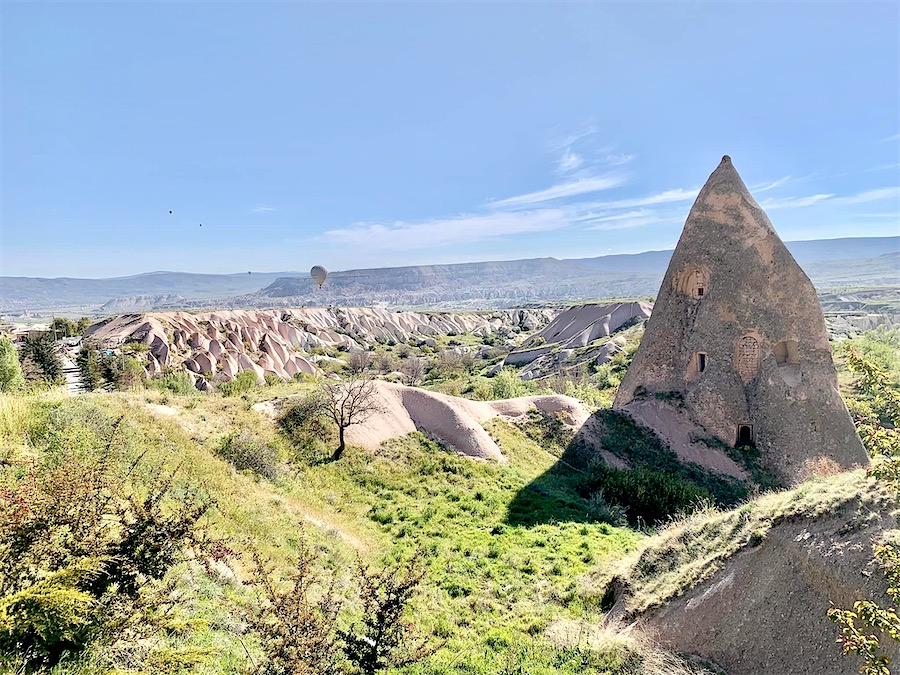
[[1, 2, 898, 278]]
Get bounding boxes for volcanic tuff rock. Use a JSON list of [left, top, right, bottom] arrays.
[[86, 307, 557, 387], [615, 156, 867, 485]]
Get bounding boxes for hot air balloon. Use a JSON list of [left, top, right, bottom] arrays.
[[310, 265, 328, 288]]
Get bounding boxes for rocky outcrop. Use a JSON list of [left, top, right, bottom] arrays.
[[85, 307, 557, 389], [614, 156, 867, 485], [603, 472, 898, 675]]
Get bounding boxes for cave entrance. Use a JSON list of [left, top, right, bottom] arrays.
[[736, 424, 754, 447]]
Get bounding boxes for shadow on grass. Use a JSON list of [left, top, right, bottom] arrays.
[[505, 409, 752, 529]]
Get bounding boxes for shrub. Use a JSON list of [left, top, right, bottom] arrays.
[[219, 369, 258, 397], [245, 534, 342, 675], [278, 392, 335, 463], [490, 368, 530, 400], [146, 371, 196, 395], [585, 463, 710, 528], [340, 553, 440, 674], [217, 430, 279, 479], [0, 416, 209, 669], [0, 337, 24, 392], [76, 339, 104, 391]]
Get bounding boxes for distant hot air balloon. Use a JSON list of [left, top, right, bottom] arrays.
[[310, 265, 328, 288]]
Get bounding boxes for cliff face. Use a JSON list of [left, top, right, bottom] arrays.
[[615, 157, 867, 484]]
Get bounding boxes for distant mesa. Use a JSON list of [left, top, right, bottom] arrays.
[[614, 156, 868, 485]]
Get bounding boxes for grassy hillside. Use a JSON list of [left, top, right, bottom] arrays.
[[2, 326, 897, 674], [0, 387, 718, 674]]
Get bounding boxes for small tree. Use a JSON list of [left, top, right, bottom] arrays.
[[347, 351, 372, 375], [76, 340, 104, 391], [0, 337, 24, 392], [400, 357, 426, 387], [320, 374, 384, 461], [339, 553, 440, 675], [20, 333, 63, 385], [245, 533, 342, 675], [830, 349, 900, 673]]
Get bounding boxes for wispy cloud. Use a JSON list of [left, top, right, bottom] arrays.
[[831, 187, 900, 205], [581, 210, 681, 231], [557, 149, 583, 173], [323, 210, 570, 250], [759, 186, 900, 210], [584, 187, 700, 211], [489, 173, 628, 209], [251, 205, 276, 213], [879, 133, 900, 143], [759, 194, 834, 209], [750, 176, 791, 192]]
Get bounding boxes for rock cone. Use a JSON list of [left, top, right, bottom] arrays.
[[615, 156, 867, 483]]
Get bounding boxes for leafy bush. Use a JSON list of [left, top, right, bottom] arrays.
[[278, 392, 335, 463], [219, 370, 259, 397], [146, 371, 197, 395], [217, 430, 280, 479], [76, 339, 104, 391], [490, 368, 531, 399], [0, 337, 24, 392], [99, 354, 146, 390], [0, 413, 209, 669], [584, 463, 710, 528]]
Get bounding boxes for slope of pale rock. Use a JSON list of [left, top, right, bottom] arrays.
[[332, 382, 593, 462], [604, 472, 897, 675], [502, 302, 650, 372], [86, 307, 556, 387]]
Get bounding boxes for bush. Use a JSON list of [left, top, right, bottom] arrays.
[[146, 371, 196, 395], [219, 370, 258, 397], [99, 354, 145, 390], [245, 534, 342, 675], [278, 392, 335, 464], [217, 430, 280, 479], [0, 413, 209, 669], [585, 463, 710, 528], [76, 340, 104, 391], [490, 368, 531, 399], [0, 337, 24, 392]]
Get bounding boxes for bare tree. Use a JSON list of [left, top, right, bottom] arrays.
[[320, 374, 384, 461], [347, 350, 372, 375], [400, 357, 426, 386]]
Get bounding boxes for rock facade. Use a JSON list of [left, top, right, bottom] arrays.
[[614, 156, 867, 483]]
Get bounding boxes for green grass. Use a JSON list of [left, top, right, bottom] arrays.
[[1, 388, 681, 674]]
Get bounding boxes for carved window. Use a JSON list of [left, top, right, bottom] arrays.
[[773, 340, 799, 366], [676, 267, 709, 299], [736, 424, 754, 448], [687, 351, 708, 379]]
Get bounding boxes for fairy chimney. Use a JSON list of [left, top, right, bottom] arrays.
[[615, 156, 867, 483]]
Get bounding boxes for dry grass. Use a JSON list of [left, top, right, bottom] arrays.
[[545, 618, 720, 675], [581, 468, 894, 616]]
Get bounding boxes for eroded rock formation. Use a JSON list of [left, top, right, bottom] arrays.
[[86, 307, 556, 388], [614, 156, 867, 484]]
